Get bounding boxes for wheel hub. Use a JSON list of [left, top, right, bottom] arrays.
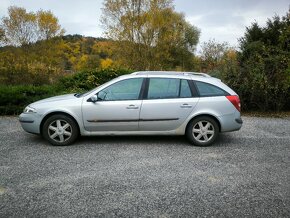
[[57, 128, 64, 135]]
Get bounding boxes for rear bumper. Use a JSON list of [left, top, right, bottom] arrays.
[[235, 117, 243, 124], [219, 112, 242, 132]]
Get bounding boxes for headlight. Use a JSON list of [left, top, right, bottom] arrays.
[[23, 106, 36, 113]]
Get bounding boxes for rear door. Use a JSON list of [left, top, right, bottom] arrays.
[[139, 78, 199, 131]]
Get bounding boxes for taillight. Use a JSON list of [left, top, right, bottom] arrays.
[[226, 95, 241, 112]]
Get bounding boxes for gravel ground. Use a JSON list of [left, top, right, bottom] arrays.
[[0, 116, 289, 217]]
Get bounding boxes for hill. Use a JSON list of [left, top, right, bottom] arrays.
[[0, 35, 115, 85]]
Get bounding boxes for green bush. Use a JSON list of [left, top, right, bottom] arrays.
[[0, 85, 62, 115], [57, 68, 132, 92]]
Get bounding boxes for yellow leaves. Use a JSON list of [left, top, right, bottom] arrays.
[[100, 58, 114, 69], [36, 10, 65, 40], [102, 0, 199, 70], [225, 49, 237, 60], [92, 41, 114, 56]]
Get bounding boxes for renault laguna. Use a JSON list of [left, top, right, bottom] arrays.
[[19, 71, 242, 146]]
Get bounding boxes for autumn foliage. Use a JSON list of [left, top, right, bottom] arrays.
[[0, 4, 289, 113]]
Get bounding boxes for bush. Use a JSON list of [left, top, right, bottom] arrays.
[[0, 68, 133, 115], [57, 68, 132, 92], [0, 85, 62, 115]]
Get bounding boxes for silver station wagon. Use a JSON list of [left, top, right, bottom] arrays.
[[19, 71, 242, 146]]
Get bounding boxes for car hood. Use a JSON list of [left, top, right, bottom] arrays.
[[31, 94, 77, 106]]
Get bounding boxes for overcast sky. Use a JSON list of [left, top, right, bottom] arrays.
[[1, 0, 289, 50]]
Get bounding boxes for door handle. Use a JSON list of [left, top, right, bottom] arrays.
[[126, 105, 139, 109], [180, 103, 192, 108]]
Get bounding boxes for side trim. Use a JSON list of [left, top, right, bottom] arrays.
[[140, 118, 179, 122], [19, 119, 34, 123], [87, 119, 139, 123], [87, 118, 179, 123]]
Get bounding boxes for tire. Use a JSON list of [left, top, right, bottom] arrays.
[[42, 114, 79, 146], [186, 116, 219, 147]]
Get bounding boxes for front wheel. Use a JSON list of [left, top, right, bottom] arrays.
[[42, 114, 79, 146], [186, 116, 219, 147]]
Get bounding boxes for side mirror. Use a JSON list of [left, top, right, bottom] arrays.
[[87, 95, 98, 103]]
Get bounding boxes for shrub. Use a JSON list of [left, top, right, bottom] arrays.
[[0, 85, 62, 115], [57, 68, 132, 92], [0, 68, 133, 115]]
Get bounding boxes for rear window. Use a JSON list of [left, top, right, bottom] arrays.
[[195, 81, 228, 97]]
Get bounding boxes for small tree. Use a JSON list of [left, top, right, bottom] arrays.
[[199, 39, 231, 74]]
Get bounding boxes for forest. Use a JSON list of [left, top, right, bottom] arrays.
[[0, 2, 289, 114]]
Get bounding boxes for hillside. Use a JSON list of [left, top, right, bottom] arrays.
[[0, 35, 114, 85]]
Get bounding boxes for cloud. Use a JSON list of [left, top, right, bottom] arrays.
[[1, 0, 289, 47], [174, 0, 289, 47]]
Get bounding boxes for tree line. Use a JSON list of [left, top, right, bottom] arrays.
[[0, 2, 289, 111]]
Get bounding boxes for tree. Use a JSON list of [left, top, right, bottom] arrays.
[[0, 27, 5, 45], [0, 6, 64, 46], [101, 0, 200, 70], [36, 10, 65, 40], [1, 6, 37, 46], [199, 39, 231, 73]]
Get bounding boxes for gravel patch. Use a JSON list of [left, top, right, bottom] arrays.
[[0, 116, 289, 217]]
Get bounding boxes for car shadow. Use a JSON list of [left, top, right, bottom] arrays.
[[23, 131, 238, 148], [77, 135, 189, 146]]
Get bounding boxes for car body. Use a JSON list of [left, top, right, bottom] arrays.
[[19, 71, 242, 146]]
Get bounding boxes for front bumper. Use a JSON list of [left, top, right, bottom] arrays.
[[19, 113, 41, 134]]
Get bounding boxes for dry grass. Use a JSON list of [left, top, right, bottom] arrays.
[[242, 111, 290, 118]]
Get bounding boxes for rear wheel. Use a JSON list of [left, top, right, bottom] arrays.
[[186, 116, 219, 146], [42, 114, 79, 146]]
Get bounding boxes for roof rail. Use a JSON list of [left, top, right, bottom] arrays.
[[131, 71, 211, 77], [184, 72, 211, 77]]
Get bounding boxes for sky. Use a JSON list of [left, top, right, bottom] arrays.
[[0, 0, 289, 50]]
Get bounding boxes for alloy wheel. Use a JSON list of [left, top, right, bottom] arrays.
[[48, 119, 72, 143], [192, 121, 215, 143]]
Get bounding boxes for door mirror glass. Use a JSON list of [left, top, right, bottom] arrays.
[[88, 95, 98, 103]]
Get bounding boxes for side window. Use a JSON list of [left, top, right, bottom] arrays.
[[180, 80, 192, 98], [195, 81, 228, 97], [97, 78, 143, 101], [148, 78, 180, 99]]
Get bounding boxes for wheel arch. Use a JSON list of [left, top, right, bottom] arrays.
[[185, 114, 221, 133], [40, 111, 80, 136]]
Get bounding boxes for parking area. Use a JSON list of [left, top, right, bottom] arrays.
[[0, 116, 290, 217]]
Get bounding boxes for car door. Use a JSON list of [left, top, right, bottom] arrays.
[[139, 78, 199, 131], [82, 78, 144, 132]]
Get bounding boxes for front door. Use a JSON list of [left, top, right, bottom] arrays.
[[82, 78, 144, 132]]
